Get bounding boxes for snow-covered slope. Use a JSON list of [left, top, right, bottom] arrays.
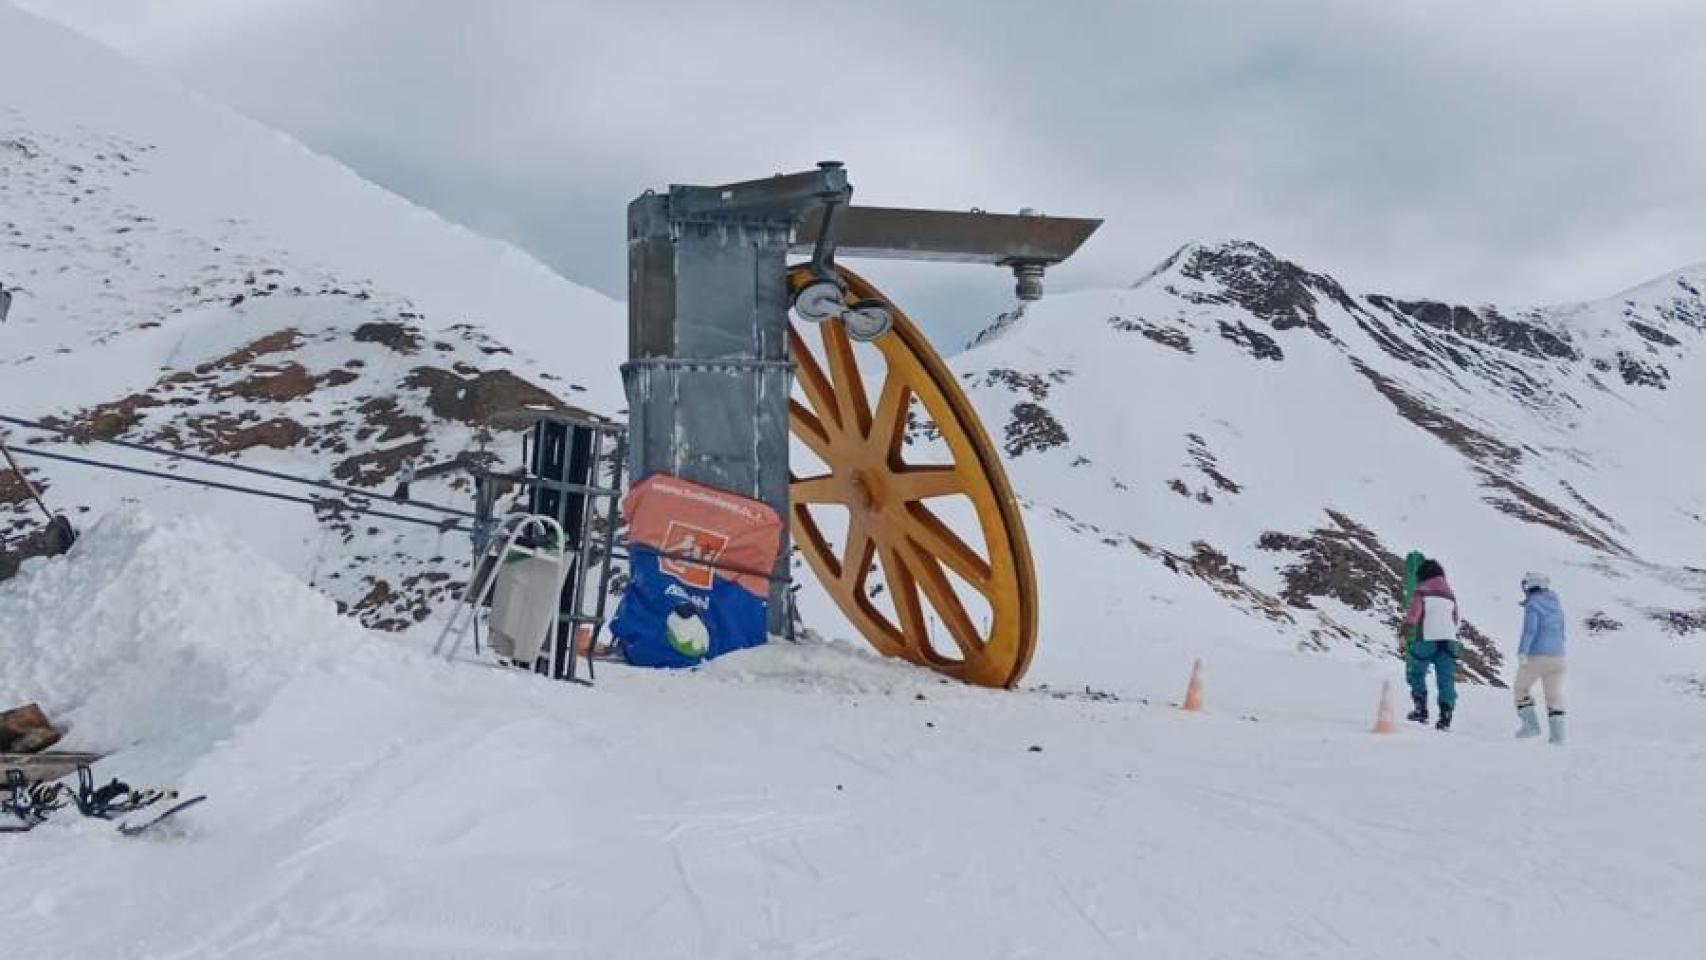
[[920, 240, 1706, 698], [7, 510, 1706, 959], [0, 1, 623, 621]]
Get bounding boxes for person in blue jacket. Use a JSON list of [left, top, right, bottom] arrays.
[[1513, 571, 1567, 744]]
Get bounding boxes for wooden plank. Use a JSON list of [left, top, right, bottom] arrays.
[[1, 752, 103, 782]]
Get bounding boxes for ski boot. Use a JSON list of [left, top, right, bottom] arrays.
[[1435, 702, 1454, 731], [1547, 711, 1566, 745], [1515, 703, 1542, 739], [1406, 694, 1429, 724]]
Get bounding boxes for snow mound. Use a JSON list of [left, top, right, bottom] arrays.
[[0, 509, 371, 762], [693, 634, 984, 700]]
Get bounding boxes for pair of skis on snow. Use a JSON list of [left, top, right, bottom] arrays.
[[1, 765, 206, 837]]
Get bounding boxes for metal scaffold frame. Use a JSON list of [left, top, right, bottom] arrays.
[[515, 412, 629, 683]]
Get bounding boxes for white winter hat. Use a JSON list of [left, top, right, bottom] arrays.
[[1521, 571, 1551, 592]]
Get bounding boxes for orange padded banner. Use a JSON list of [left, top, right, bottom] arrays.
[[622, 474, 782, 596]]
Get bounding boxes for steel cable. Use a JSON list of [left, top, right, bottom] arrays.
[[0, 413, 475, 518], [7, 446, 468, 533]]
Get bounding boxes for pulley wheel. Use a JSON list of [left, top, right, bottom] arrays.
[[787, 265, 1038, 688]]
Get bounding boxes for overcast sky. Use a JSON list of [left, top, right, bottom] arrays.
[[19, 0, 1706, 347]]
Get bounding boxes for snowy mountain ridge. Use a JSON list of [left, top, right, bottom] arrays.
[[0, 3, 622, 620], [937, 238, 1706, 686], [4, 0, 1704, 687]]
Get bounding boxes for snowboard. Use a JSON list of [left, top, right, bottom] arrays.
[[1400, 550, 1426, 657], [3, 763, 206, 836], [117, 794, 208, 837], [2, 794, 207, 836]]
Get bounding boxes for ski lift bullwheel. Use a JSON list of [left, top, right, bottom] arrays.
[[787, 265, 1038, 688]]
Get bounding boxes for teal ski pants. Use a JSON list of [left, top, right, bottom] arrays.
[[1406, 639, 1458, 707]]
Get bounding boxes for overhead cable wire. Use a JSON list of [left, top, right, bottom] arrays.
[[7, 446, 468, 533], [0, 413, 475, 519]]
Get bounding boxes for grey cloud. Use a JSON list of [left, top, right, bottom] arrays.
[[20, 0, 1706, 346]]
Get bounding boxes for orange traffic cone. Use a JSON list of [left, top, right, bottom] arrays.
[[1181, 658, 1205, 712], [1371, 679, 1398, 734]]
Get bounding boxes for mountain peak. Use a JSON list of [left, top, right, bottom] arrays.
[[1133, 240, 1273, 288], [1135, 239, 1358, 334]]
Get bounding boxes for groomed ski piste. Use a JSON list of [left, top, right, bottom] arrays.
[[5, 3, 1706, 957], [5, 511, 1706, 959]]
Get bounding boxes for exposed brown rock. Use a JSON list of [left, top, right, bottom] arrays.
[[1186, 541, 1242, 584], [356, 397, 427, 443], [196, 416, 308, 455], [977, 368, 1073, 402], [1171, 241, 1356, 339], [1585, 611, 1624, 634], [1352, 359, 1521, 468], [333, 437, 427, 487], [1368, 297, 1577, 362], [1627, 320, 1680, 347], [194, 329, 301, 374], [404, 367, 564, 426], [1477, 469, 1624, 556], [1217, 320, 1284, 361], [1456, 623, 1505, 687], [72, 392, 164, 440], [1002, 402, 1069, 457], [1188, 433, 1242, 495], [216, 362, 318, 403], [344, 569, 455, 631], [1615, 351, 1668, 388], [1107, 315, 1195, 353], [1258, 510, 1504, 685], [1257, 512, 1401, 615], [353, 321, 422, 354], [1650, 608, 1706, 637]]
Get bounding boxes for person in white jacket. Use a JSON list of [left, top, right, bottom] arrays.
[[1402, 558, 1462, 730]]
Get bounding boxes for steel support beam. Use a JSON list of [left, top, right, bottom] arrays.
[[793, 205, 1101, 265]]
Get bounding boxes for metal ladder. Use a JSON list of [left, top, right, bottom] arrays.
[[432, 513, 566, 664]]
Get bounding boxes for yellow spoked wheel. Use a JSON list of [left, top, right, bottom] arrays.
[[787, 265, 1038, 688]]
